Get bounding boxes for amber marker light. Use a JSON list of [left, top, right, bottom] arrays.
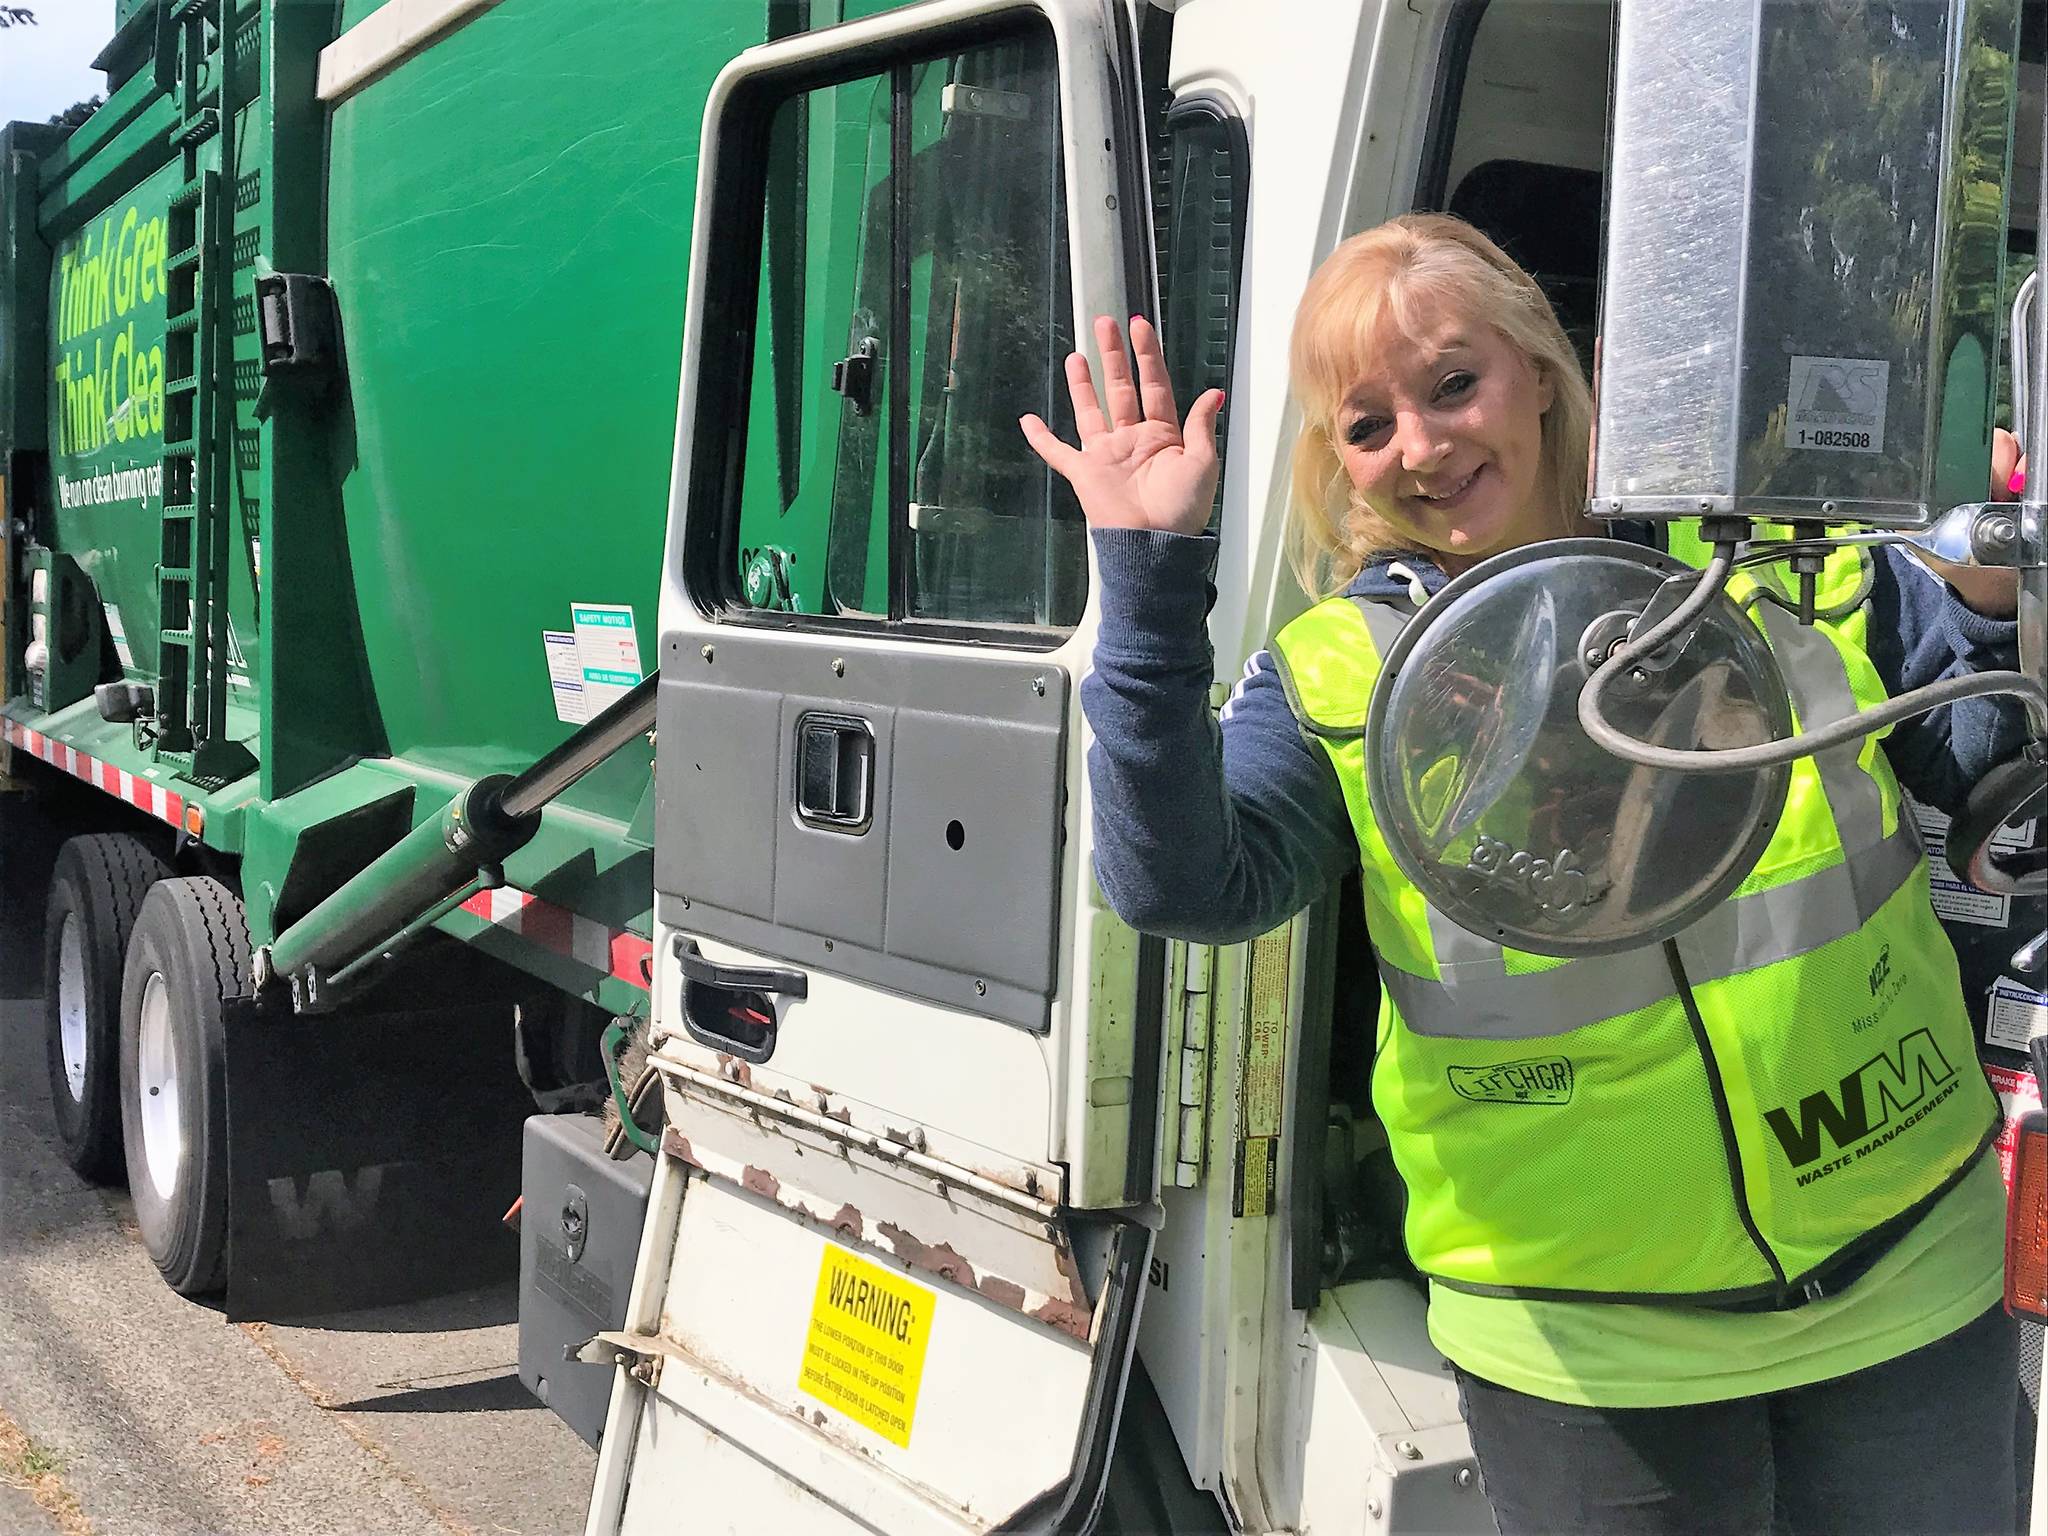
[[2008, 1108, 2047, 1323]]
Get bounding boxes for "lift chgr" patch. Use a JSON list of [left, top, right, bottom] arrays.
[[1448, 1057, 1575, 1106]]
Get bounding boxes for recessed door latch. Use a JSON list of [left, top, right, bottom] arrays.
[[255, 271, 338, 375], [794, 712, 874, 833], [830, 336, 881, 416]]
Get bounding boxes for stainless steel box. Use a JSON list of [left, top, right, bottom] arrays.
[[1595, 0, 2021, 529]]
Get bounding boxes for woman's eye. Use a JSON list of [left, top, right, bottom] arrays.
[[1436, 371, 1476, 403], [1345, 417, 1390, 448]]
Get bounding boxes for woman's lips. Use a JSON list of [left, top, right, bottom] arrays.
[[1411, 464, 1484, 512]]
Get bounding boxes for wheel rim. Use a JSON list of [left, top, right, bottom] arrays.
[[56, 912, 88, 1104], [136, 971, 184, 1204]]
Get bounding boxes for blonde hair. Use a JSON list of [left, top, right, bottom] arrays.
[[1285, 213, 1593, 598]]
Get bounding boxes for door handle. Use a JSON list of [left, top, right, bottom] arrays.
[[674, 937, 808, 999], [794, 712, 875, 832], [673, 938, 806, 1065]]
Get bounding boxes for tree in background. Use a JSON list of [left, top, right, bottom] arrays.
[[0, 8, 35, 27], [50, 96, 102, 128]]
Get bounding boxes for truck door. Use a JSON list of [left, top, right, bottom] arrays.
[[588, 3, 1161, 1530]]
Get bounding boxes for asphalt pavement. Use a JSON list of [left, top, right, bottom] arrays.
[[0, 993, 596, 1536]]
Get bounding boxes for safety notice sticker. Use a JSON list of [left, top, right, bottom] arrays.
[[1987, 1063, 2043, 1193], [570, 603, 643, 714], [1986, 976, 2048, 1055], [797, 1245, 934, 1449], [1912, 805, 2012, 927], [1786, 355, 1888, 455]]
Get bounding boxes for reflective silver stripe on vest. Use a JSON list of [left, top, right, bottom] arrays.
[[1375, 593, 1923, 1040], [1754, 601, 1894, 909], [1351, 595, 1414, 648], [1382, 823, 1921, 1037]]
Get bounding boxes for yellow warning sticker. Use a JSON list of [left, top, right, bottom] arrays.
[[797, 1244, 934, 1448]]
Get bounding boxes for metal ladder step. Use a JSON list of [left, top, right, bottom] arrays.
[[169, 109, 220, 149]]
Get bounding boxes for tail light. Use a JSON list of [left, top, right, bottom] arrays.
[[2009, 1108, 2047, 1322]]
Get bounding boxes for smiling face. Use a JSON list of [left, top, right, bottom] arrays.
[[1331, 294, 1557, 572]]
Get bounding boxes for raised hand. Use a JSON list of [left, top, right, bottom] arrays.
[[1018, 314, 1225, 537]]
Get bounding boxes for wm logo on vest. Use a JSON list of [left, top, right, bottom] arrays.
[[1764, 1029, 1959, 1182], [1448, 1057, 1574, 1105]]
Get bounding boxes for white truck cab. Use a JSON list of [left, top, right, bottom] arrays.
[[584, 2, 2047, 1531]]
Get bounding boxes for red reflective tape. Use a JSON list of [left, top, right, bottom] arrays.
[[456, 885, 650, 994], [518, 898, 573, 957], [2, 722, 183, 828], [611, 932, 655, 988]]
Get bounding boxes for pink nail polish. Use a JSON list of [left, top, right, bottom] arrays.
[[2009, 468, 2027, 495]]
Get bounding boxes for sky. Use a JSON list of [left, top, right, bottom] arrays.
[[1, 0, 116, 125]]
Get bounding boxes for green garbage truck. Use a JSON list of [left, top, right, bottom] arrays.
[[0, 0, 914, 1314]]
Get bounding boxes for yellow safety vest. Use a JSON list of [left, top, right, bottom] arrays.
[[1269, 546, 1999, 1305]]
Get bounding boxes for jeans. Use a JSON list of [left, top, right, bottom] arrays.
[[1455, 1305, 2022, 1536]]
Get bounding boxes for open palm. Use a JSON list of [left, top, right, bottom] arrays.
[[1019, 315, 1225, 537]]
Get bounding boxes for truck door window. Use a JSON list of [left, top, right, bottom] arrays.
[[724, 22, 1083, 637], [739, 76, 894, 618]]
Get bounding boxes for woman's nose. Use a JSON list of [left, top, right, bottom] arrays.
[[1396, 412, 1450, 472]]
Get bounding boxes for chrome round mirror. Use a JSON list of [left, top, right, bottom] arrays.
[[1365, 539, 1795, 956]]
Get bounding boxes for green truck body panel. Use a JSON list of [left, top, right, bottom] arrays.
[[51, 160, 181, 692], [1, 0, 915, 1010]]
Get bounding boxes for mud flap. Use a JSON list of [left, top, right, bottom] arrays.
[[223, 993, 534, 1320]]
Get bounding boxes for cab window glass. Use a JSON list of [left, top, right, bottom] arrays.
[[729, 23, 1083, 634]]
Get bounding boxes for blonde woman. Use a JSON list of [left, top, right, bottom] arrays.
[[1021, 213, 2028, 1534]]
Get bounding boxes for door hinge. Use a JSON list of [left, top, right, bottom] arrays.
[[576, 1328, 680, 1389], [1170, 942, 1214, 1187]]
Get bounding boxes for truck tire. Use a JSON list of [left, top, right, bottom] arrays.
[[119, 877, 249, 1296], [43, 833, 169, 1181]]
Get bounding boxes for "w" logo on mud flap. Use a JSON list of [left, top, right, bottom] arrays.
[[266, 1165, 390, 1241], [1763, 1030, 1956, 1169]]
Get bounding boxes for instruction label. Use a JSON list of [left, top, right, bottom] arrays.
[[1913, 805, 2012, 928], [1987, 1063, 2043, 1193], [225, 617, 252, 692], [1986, 977, 2048, 1055], [1786, 355, 1888, 454], [543, 631, 588, 725], [570, 603, 643, 714], [1233, 928, 1291, 1219], [798, 1245, 934, 1448], [104, 602, 133, 672]]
